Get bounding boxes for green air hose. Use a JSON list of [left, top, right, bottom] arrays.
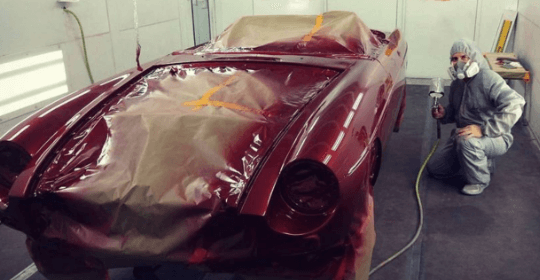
[[369, 137, 441, 275], [63, 8, 95, 84]]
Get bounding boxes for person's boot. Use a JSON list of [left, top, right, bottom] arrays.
[[461, 184, 487, 195]]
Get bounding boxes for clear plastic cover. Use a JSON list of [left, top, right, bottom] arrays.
[[194, 11, 381, 56], [29, 62, 342, 278]]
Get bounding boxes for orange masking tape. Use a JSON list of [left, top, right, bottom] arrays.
[[303, 14, 324, 42], [524, 72, 531, 83], [183, 75, 263, 114], [495, 20, 512, 53], [385, 31, 400, 56]]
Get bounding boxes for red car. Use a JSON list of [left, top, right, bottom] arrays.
[[0, 11, 406, 280]]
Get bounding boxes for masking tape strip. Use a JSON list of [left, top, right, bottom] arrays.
[[183, 74, 263, 114], [303, 14, 324, 42], [496, 20, 512, 53]]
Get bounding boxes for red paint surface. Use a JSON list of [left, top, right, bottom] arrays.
[[0, 23, 407, 280], [136, 44, 143, 71]]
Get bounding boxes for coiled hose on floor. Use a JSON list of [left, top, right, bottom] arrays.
[[369, 121, 441, 276]]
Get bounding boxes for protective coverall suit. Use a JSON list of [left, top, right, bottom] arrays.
[[427, 39, 526, 194]]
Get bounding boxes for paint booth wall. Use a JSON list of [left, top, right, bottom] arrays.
[[0, 0, 194, 113], [513, 0, 540, 145], [209, 0, 518, 78]]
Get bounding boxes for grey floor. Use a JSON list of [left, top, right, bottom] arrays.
[[1, 84, 540, 280]]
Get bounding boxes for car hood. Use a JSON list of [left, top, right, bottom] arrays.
[[31, 62, 340, 260]]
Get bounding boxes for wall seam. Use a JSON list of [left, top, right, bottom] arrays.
[[395, 0, 399, 30], [104, 0, 117, 73], [207, 0, 214, 39], [177, 0, 184, 49], [118, 18, 182, 33], [519, 13, 540, 29], [473, 0, 481, 42], [190, 0, 197, 44], [402, 0, 407, 36], [82, 32, 113, 39]]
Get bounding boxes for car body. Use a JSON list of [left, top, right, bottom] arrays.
[[0, 11, 406, 280]]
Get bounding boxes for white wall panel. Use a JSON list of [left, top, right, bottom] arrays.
[[179, 0, 196, 48], [328, 0, 397, 32], [513, 8, 540, 141], [212, 0, 254, 35], [139, 20, 183, 61], [513, 13, 527, 63], [62, 34, 116, 91], [396, 0, 405, 31], [107, 0, 179, 31], [0, 7, 65, 56], [514, 15, 540, 77], [63, 0, 110, 39], [112, 20, 183, 73], [111, 29, 138, 73], [0, 3, 66, 57], [405, 0, 477, 78], [253, 0, 325, 15], [1, 0, 192, 121], [475, 0, 518, 53], [518, 0, 540, 29], [106, 0, 134, 31], [529, 81, 540, 142], [139, 0, 180, 27]]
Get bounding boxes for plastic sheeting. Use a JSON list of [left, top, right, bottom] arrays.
[[197, 11, 382, 56], [28, 62, 346, 279]]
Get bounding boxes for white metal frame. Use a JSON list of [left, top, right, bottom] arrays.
[[491, 9, 518, 52]]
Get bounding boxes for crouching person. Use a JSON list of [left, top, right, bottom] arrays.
[[427, 38, 525, 195]]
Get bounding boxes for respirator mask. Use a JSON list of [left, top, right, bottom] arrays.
[[447, 60, 480, 80]]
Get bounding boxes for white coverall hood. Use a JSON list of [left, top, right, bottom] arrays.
[[449, 39, 491, 71], [448, 39, 490, 80]]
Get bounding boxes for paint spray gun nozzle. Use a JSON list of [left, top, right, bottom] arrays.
[[429, 77, 444, 139], [429, 77, 444, 112]]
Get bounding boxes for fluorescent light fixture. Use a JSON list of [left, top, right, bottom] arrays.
[[0, 63, 67, 102], [0, 51, 63, 75], [0, 50, 68, 118], [287, 1, 309, 12], [0, 85, 69, 116]]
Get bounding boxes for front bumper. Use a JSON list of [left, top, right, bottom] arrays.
[[24, 209, 375, 280]]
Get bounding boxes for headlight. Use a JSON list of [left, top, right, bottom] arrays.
[[278, 159, 339, 215]]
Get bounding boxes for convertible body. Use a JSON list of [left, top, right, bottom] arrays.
[[0, 11, 407, 280]]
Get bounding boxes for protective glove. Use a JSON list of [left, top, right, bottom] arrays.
[[431, 104, 445, 119]]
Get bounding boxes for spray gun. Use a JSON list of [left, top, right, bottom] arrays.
[[429, 77, 444, 139]]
